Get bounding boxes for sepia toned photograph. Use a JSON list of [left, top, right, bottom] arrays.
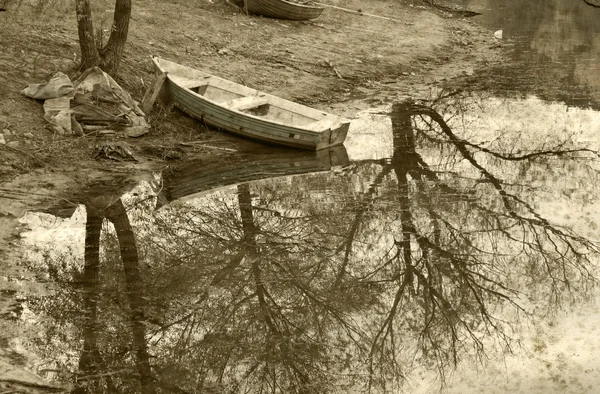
[[1, 0, 599, 392]]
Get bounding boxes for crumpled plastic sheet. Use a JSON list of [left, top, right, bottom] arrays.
[[21, 67, 149, 137], [21, 72, 73, 99]]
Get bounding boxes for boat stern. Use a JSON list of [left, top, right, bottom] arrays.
[[316, 120, 350, 150], [151, 57, 173, 104]]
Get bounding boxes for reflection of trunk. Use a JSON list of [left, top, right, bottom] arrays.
[[390, 104, 420, 291], [333, 208, 364, 290], [334, 164, 394, 290], [237, 184, 274, 327], [237, 183, 258, 248], [106, 200, 156, 394], [238, 184, 303, 380], [74, 211, 105, 393]]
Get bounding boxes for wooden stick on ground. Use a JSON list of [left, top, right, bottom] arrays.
[[141, 71, 167, 115], [313, 3, 405, 22], [326, 60, 344, 79]]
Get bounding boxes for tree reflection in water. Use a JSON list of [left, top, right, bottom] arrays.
[[28, 93, 600, 393]]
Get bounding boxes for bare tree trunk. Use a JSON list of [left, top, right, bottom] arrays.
[[100, 0, 132, 75], [75, 0, 100, 70], [75, 0, 131, 76]]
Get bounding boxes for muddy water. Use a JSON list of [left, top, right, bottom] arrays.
[[6, 91, 600, 393], [457, 0, 600, 109]]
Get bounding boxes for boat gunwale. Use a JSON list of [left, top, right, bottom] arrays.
[[170, 82, 327, 139], [246, 0, 324, 19], [268, 0, 324, 12]]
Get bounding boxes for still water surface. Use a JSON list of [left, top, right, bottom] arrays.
[[14, 90, 600, 393], [458, 0, 600, 109], [7, 1, 600, 392]]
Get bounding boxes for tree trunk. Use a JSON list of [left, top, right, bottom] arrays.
[[75, 0, 100, 70], [100, 0, 132, 75], [75, 0, 131, 76]]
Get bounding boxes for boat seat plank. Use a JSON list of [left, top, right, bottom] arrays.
[[170, 74, 211, 89], [221, 95, 270, 111], [302, 117, 341, 132]]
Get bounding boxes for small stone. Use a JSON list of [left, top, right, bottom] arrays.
[[410, 72, 416, 76], [355, 59, 363, 64]]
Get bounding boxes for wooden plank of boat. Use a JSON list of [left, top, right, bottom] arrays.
[[152, 56, 349, 150], [245, 0, 324, 20]]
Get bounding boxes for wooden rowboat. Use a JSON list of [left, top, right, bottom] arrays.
[[245, 0, 324, 20], [152, 57, 349, 150]]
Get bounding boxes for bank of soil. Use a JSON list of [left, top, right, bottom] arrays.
[[0, 0, 501, 387]]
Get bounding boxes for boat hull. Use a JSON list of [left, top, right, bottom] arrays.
[[246, 0, 324, 20], [153, 57, 349, 150]]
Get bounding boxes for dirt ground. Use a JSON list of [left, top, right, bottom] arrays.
[[0, 0, 501, 200], [0, 0, 501, 387]]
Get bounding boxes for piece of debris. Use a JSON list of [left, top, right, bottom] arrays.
[[179, 141, 238, 152], [22, 67, 149, 138], [315, 59, 344, 79], [494, 30, 503, 39], [94, 141, 137, 161], [21, 72, 73, 99], [141, 71, 167, 115], [71, 116, 84, 136]]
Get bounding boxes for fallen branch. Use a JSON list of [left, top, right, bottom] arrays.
[[315, 59, 344, 79], [313, 3, 405, 22], [0, 143, 47, 166], [326, 60, 344, 79], [141, 71, 167, 115], [179, 142, 237, 152]]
